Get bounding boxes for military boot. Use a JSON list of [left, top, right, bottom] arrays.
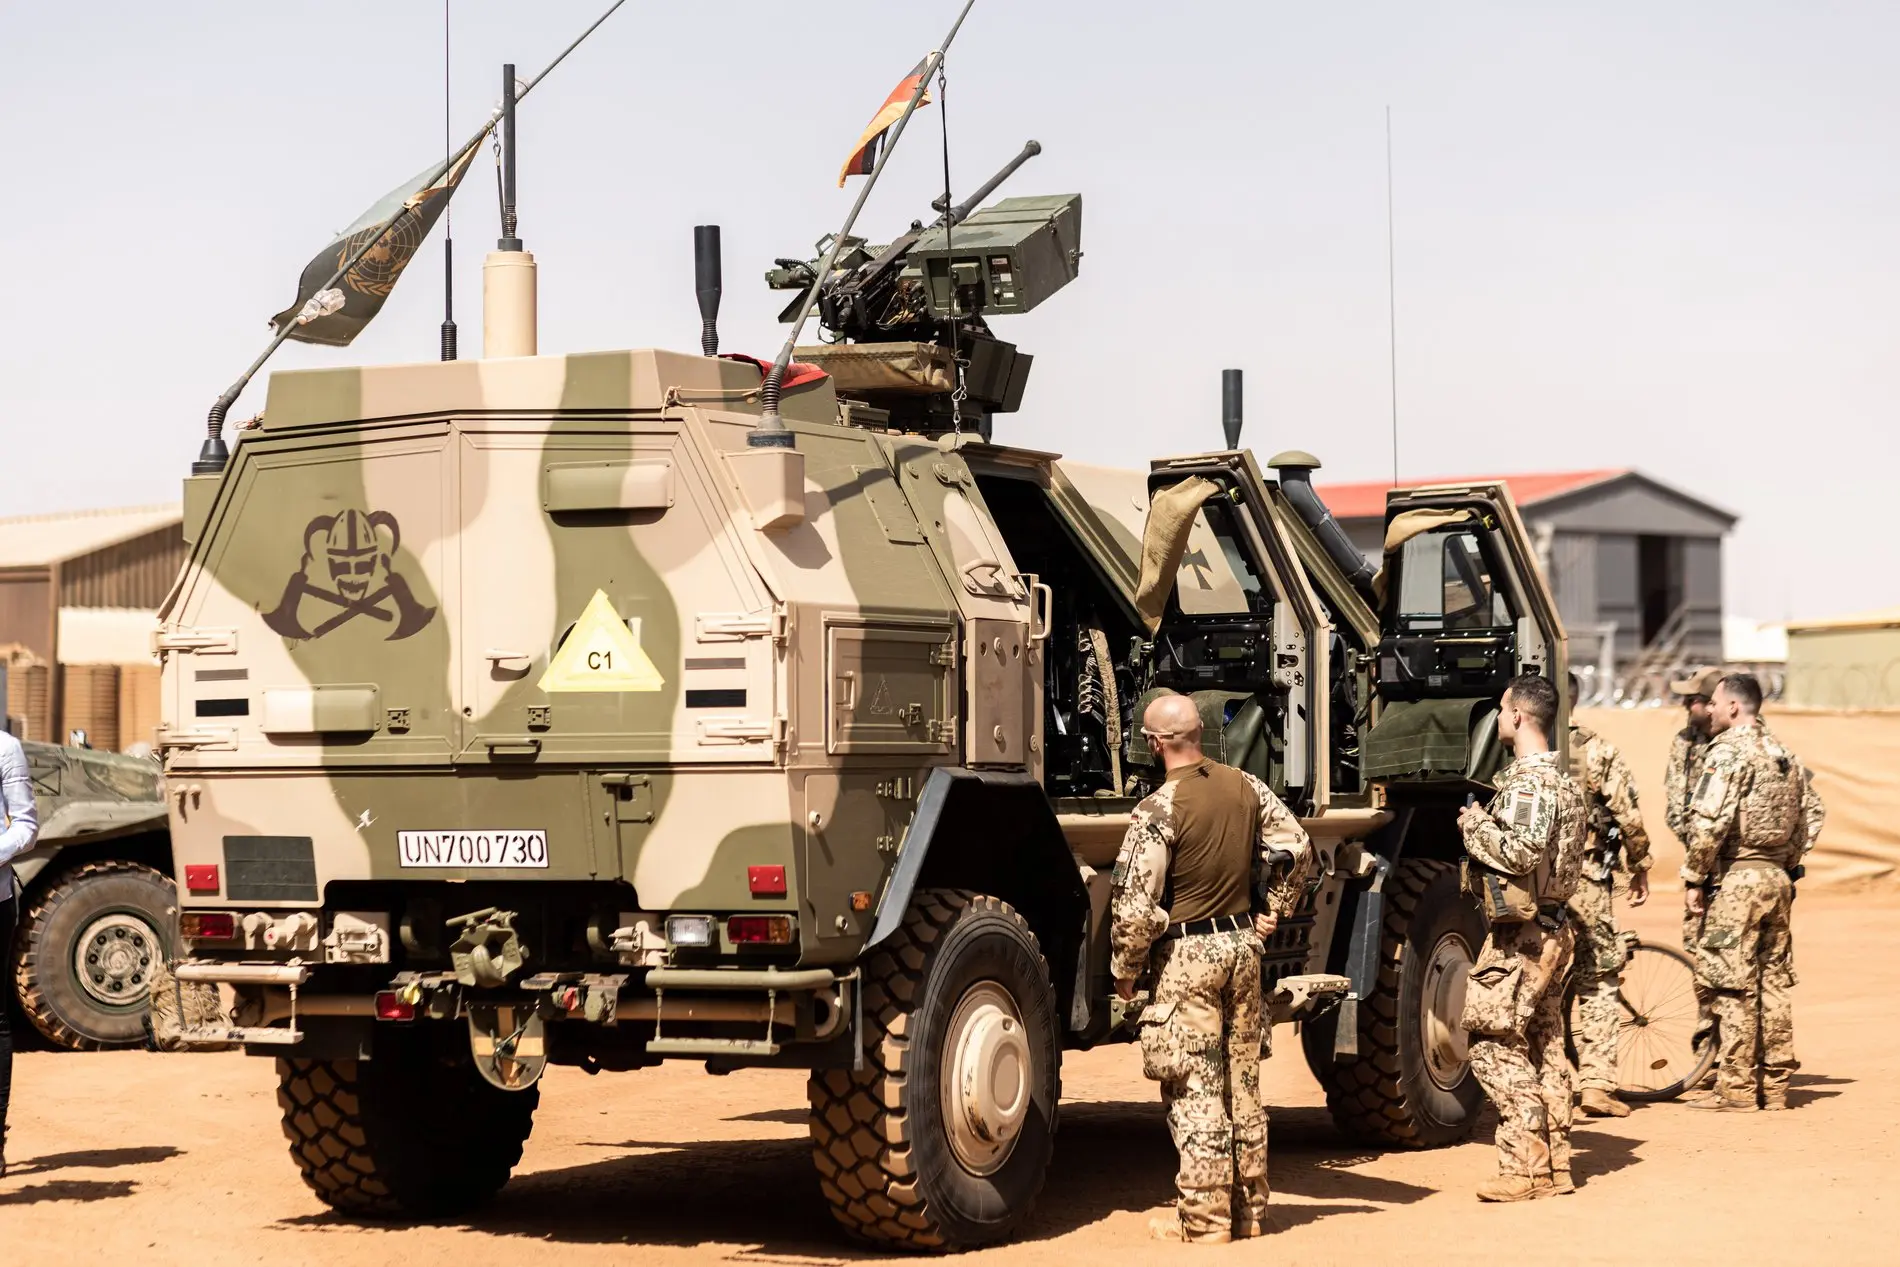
[[1476, 1174, 1543, 1203], [1578, 1088, 1631, 1118], [1687, 1095, 1755, 1112], [1539, 1168, 1576, 1198], [1760, 1096, 1790, 1112], [1150, 1216, 1232, 1245]]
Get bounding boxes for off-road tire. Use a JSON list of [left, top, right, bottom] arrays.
[[277, 1029, 537, 1217], [12, 860, 177, 1050], [1302, 858, 1486, 1147], [808, 889, 1059, 1251]]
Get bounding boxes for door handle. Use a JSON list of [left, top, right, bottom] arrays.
[[1020, 574, 1053, 644], [483, 649, 534, 666], [480, 735, 542, 756]]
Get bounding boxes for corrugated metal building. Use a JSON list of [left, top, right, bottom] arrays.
[[1314, 469, 1736, 669], [0, 504, 184, 748]]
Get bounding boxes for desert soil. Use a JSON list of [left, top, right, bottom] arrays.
[[3, 887, 1893, 1266]]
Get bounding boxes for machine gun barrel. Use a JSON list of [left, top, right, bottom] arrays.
[[932, 139, 1042, 226]]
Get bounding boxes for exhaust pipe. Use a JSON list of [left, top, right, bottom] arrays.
[[1271, 451, 1378, 603], [1222, 369, 1243, 449], [694, 225, 722, 357]]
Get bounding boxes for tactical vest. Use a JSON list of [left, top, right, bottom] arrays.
[[1719, 731, 1804, 874], [1462, 779, 1560, 924]]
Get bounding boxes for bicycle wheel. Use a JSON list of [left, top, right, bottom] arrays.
[[1612, 941, 1715, 1101]]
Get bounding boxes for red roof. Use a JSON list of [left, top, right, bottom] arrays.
[[1312, 469, 1627, 521]]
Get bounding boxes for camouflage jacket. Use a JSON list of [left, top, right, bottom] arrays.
[[1568, 722, 1653, 879], [1108, 767, 1312, 982], [1682, 720, 1825, 886], [1663, 725, 1710, 845], [1460, 751, 1586, 905]]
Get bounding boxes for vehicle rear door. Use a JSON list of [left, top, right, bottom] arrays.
[[1141, 453, 1331, 811], [1367, 483, 1567, 781]]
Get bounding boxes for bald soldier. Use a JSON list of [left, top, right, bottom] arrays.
[[1110, 693, 1313, 1244], [1566, 674, 1653, 1119], [1457, 674, 1587, 1202], [1683, 673, 1825, 1111]]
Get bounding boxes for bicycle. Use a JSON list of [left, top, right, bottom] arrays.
[[1565, 931, 1716, 1101]]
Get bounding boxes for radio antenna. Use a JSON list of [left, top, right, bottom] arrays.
[[440, 0, 457, 360], [1385, 105, 1400, 486]]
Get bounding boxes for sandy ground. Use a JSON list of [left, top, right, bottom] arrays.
[[3, 888, 1894, 1267]]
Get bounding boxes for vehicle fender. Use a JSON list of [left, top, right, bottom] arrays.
[[867, 766, 1088, 1011], [1330, 808, 1414, 1058]]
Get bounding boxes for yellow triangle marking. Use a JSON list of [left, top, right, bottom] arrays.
[[537, 590, 666, 693]]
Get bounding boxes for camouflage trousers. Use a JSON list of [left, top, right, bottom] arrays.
[[1699, 863, 1796, 1106], [1465, 919, 1576, 1181], [1137, 928, 1267, 1239], [1684, 900, 1717, 1076], [1567, 877, 1626, 1094]]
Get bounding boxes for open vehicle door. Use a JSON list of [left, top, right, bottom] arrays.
[[1363, 482, 1567, 790], [1139, 453, 1331, 813]]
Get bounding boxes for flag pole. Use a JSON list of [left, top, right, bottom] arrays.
[[749, 0, 979, 448], [191, 0, 631, 475]]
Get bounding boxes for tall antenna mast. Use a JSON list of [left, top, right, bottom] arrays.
[[440, 0, 457, 360], [1385, 105, 1400, 486]]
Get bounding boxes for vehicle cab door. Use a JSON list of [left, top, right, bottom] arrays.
[[1366, 482, 1567, 785], [1141, 453, 1330, 812]]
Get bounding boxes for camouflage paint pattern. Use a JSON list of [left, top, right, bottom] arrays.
[[1136, 928, 1268, 1240], [1681, 720, 1818, 885]]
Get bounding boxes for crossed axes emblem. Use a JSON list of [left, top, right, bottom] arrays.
[[261, 508, 437, 641]]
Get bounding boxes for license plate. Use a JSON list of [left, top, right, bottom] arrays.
[[397, 831, 550, 869]]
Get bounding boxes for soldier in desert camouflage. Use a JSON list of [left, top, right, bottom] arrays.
[[1456, 673, 1587, 1202], [1110, 693, 1312, 1244], [1565, 674, 1653, 1119], [1665, 665, 1722, 1077], [1682, 672, 1824, 1112]]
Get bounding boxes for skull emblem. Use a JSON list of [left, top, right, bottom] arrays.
[[324, 509, 387, 601]]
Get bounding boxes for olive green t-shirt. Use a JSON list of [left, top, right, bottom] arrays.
[[1161, 759, 1258, 924]]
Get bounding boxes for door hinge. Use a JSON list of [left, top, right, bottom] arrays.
[[926, 718, 958, 745], [154, 626, 238, 655], [929, 639, 958, 667], [695, 604, 789, 644]]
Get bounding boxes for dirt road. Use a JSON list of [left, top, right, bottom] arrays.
[[3, 889, 1893, 1266]]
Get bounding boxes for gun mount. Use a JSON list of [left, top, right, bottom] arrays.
[[766, 141, 1081, 438]]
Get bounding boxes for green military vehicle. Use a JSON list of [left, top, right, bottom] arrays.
[[160, 149, 1566, 1249], [5, 737, 177, 1048]]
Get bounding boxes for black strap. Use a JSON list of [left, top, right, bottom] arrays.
[[1160, 912, 1251, 941]]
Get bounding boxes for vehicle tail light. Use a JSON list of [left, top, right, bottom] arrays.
[[374, 991, 417, 1021], [181, 911, 236, 941], [666, 914, 716, 947], [727, 915, 795, 945], [184, 865, 220, 894]]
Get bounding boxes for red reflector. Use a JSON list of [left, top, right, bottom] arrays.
[[747, 865, 787, 897], [726, 915, 794, 945], [184, 865, 220, 894], [374, 992, 417, 1021], [181, 911, 236, 941]]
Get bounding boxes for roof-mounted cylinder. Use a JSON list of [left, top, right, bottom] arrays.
[[695, 225, 722, 357], [1221, 368, 1242, 450]]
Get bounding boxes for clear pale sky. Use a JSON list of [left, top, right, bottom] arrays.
[[3, 1, 1894, 622]]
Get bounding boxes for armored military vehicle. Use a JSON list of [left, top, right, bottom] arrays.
[[159, 143, 1565, 1248], [5, 738, 176, 1048]]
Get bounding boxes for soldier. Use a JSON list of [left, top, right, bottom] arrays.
[[1565, 674, 1653, 1120], [1111, 693, 1312, 1244], [1682, 673, 1824, 1111], [1456, 673, 1587, 1202], [0, 725, 40, 1177], [1665, 665, 1722, 1078]]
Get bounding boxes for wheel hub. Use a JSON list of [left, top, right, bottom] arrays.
[[940, 981, 1031, 1176], [1421, 931, 1474, 1090], [74, 912, 159, 1009]]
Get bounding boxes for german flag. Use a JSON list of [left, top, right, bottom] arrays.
[[837, 58, 933, 187]]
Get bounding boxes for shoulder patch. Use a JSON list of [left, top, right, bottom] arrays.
[[1692, 767, 1728, 816], [1506, 786, 1544, 831]]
